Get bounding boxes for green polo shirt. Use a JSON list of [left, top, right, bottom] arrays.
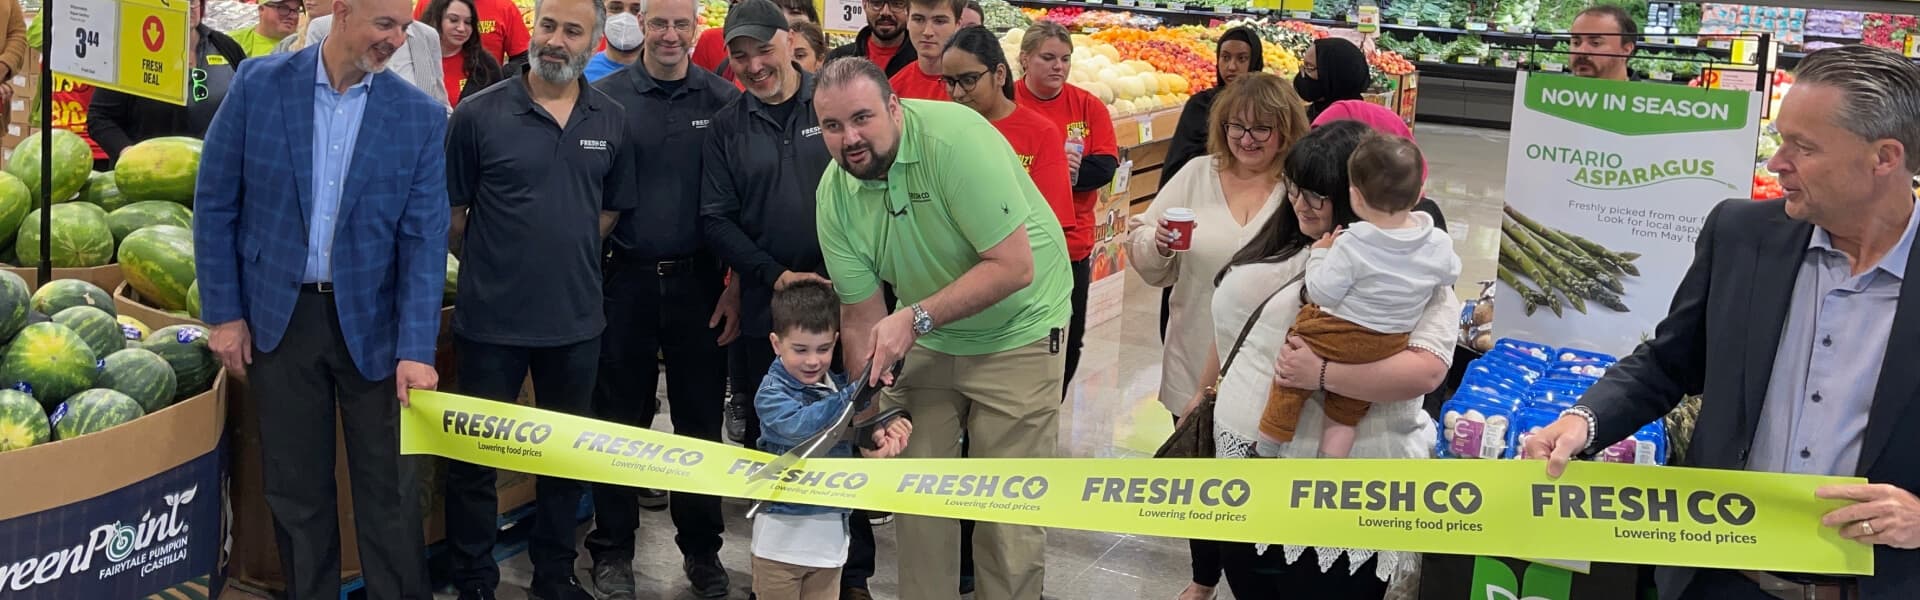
[[816, 99, 1073, 357], [226, 27, 284, 57]]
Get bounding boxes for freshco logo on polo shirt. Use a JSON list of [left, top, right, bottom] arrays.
[[579, 139, 609, 151]]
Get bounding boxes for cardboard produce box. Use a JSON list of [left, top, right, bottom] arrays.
[[6, 264, 124, 297], [0, 371, 229, 598]]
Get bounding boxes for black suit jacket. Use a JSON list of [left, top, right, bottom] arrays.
[[1579, 198, 1920, 599]]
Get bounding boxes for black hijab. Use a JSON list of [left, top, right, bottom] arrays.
[[1215, 27, 1264, 88], [1298, 38, 1369, 121], [1161, 27, 1266, 181]]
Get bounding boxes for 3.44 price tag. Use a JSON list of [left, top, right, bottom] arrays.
[[49, 0, 191, 105]]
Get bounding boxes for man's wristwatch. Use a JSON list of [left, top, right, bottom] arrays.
[[909, 304, 934, 336]]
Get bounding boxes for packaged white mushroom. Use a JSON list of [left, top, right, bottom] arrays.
[[1438, 392, 1518, 460]]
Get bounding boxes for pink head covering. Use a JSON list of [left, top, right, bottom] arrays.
[[1312, 99, 1426, 182]]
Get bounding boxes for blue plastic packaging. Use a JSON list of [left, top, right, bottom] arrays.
[[1506, 404, 1565, 459], [1552, 348, 1618, 365], [1594, 419, 1669, 465], [1494, 338, 1555, 363], [1439, 392, 1517, 460]]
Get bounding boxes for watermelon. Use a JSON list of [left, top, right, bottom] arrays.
[[0, 322, 99, 409], [0, 270, 27, 340], [144, 324, 215, 400], [30, 278, 115, 317], [5, 129, 93, 204], [52, 305, 121, 358], [83, 171, 136, 212], [113, 137, 202, 207], [117, 314, 151, 343], [108, 201, 193, 245], [16, 202, 114, 267], [97, 348, 177, 413], [51, 389, 145, 440], [445, 253, 460, 306], [0, 171, 29, 248], [120, 225, 196, 311], [0, 389, 49, 452], [186, 280, 201, 319]]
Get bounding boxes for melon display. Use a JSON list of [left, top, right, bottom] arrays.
[[0, 270, 27, 341], [0, 388, 48, 451], [5, 129, 94, 204], [51, 388, 144, 440], [29, 278, 115, 317], [144, 324, 215, 400], [186, 280, 200, 318], [114, 137, 202, 207], [107, 201, 193, 245], [97, 348, 176, 413], [16, 202, 114, 267], [83, 171, 135, 212], [0, 171, 29, 249], [119, 225, 196, 311], [0, 322, 99, 408], [52, 305, 121, 359]]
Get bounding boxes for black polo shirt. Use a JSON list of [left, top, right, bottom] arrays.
[[592, 60, 740, 261], [447, 72, 638, 347], [699, 67, 834, 337]]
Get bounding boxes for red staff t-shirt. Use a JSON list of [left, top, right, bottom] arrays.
[[1014, 82, 1114, 261], [443, 53, 468, 106], [991, 105, 1076, 245], [693, 27, 729, 73], [888, 61, 948, 101], [867, 37, 901, 72], [416, 0, 529, 64]]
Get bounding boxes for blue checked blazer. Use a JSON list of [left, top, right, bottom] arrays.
[[193, 46, 450, 381]]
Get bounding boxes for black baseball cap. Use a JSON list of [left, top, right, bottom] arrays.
[[725, 0, 790, 45]]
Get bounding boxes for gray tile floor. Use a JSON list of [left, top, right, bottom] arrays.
[[431, 124, 1511, 600]]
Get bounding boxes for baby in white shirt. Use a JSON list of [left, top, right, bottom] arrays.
[[1260, 133, 1461, 458]]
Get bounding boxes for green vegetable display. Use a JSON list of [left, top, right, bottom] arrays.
[[1499, 206, 1640, 317]]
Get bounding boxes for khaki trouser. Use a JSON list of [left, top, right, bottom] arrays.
[[751, 556, 841, 600], [1260, 304, 1409, 442], [880, 336, 1065, 600]]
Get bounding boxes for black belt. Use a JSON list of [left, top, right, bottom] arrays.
[[1740, 571, 1859, 600], [610, 255, 698, 277], [300, 282, 333, 294]]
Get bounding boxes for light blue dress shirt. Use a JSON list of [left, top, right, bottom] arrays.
[[1750, 198, 1919, 476], [304, 51, 372, 283]]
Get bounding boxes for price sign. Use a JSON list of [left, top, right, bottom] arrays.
[[49, 0, 190, 105], [1465, 21, 1488, 31], [1541, 62, 1565, 72], [1137, 118, 1153, 143], [1457, 56, 1481, 65], [1396, 18, 1418, 26], [1649, 71, 1674, 81], [1702, 68, 1757, 91], [1110, 159, 1133, 197], [824, 0, 863, 35]]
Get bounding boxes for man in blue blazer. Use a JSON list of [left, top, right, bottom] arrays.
[[192, 0, 449, 596]]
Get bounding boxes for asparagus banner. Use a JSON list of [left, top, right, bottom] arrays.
[[1497, 73, 1761, 355]]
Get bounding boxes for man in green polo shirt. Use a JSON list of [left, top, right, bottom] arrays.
[[812, 56, 1070, 600]]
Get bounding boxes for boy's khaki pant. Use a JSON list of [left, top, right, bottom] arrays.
[[1260, 304, 1409, 442], [751, 556, 841, 600], [879, 337, 1064, 600]]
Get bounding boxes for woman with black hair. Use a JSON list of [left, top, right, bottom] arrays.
[[1296, 37, 1371, 122], [942, 26, 1076, 247], [1197, 120, 1457, 599], [1157, 25, 1264, 346], [424, 0, 505, 107]]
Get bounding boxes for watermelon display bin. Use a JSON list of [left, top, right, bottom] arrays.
[[2, 264, 122, 293], [0, 370, 229, 598]]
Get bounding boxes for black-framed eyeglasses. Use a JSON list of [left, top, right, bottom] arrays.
[[941, 70, 988, 91], [1225, 122, 1275, 143], [266, 2, 304, 15], [1288, 182, 1326, 210], [865, 0, 908, 10]]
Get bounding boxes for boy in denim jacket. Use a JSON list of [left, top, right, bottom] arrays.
[[753, 280, 912, 599]]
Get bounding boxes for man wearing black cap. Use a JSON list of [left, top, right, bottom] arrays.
[[699, 1, 879, 597], [824, 0, 915, 76]]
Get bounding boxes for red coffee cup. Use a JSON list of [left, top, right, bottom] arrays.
[[1164, 207, 1196, 252]]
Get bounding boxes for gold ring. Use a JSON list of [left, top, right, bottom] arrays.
[[1862, 521, 1875, 536]]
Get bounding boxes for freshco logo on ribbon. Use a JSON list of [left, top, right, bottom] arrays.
[[399, 391, 1875, 576]]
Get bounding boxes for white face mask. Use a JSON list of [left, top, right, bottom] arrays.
[[605, 13, 644, 52]]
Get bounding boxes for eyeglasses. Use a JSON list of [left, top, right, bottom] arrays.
[[865, 0, 908, 11], [645, 19, 694, 33], [1288, 183, 1326, 210], [1224, 122, 1275, 143], [941, 70, 988, 91], [266, 2, 304, 15]]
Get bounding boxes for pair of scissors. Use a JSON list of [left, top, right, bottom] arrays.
[[745, 361, 910, 517]]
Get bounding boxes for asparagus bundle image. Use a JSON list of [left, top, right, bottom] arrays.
[[1500, 206, 1642, 316]]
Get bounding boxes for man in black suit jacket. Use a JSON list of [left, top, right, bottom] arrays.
[[1525, 44, 1920, 600]]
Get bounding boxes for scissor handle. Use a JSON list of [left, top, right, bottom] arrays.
[[853, 407, 912, 450]]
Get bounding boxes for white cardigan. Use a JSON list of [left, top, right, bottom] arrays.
[[1125, 155, 1283, 414]]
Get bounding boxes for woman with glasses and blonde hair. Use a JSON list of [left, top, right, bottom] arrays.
[[1124, 71, 1308, 600]]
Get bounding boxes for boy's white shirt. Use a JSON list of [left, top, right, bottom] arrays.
[[1303, 210, 1462, 333]]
